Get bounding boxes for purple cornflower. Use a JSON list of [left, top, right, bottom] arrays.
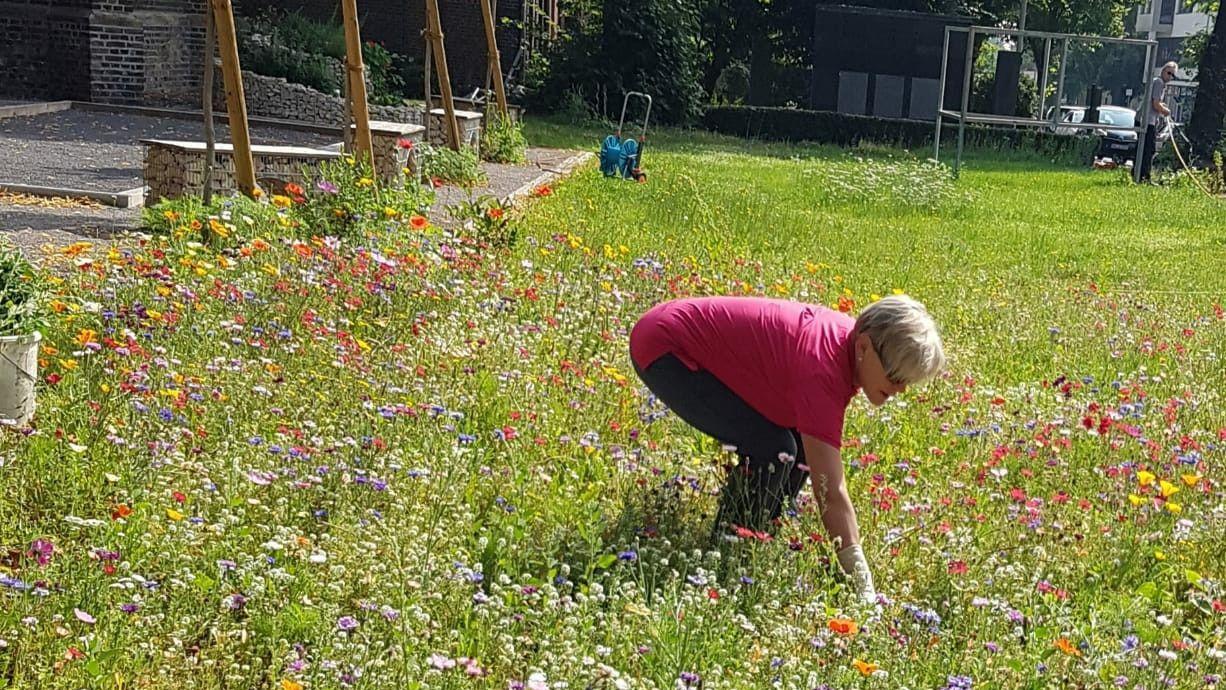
[[337, 615, 359, 631]]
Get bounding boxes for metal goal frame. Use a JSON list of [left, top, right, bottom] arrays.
[[934, 25, 1158, 182]]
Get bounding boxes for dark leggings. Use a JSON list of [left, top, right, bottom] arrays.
[[1140, 124, 1157, 181], [634, 353, 809, 530]]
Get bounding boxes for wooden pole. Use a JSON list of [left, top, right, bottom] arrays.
[[202, 8, 216, 205], [422, 31, 432, 145], [209, 0, 257, 198], [479, 0, 509, 117], [341, 0, 374, 164], [425, 0, 462, 150]]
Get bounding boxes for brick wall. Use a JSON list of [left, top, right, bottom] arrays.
[[0, 0, 205, 105], [0, 1, 92, 101]]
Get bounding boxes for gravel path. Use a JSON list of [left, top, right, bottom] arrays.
[[0, 109, 338, 192]]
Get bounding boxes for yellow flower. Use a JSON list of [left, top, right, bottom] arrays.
[[1164, 501, 1182, 514], [75, 329, 97, 347], [59, 359, 78, 370], [1128, 494, 1146, 506], [271, 195, 293, 208], [1181, 473, 1202, 487], [358, 177, 374, 187], [162, 210, 179, 222], [1154, 549, 1166, 561], [1159, 480, 1180, 498], [208, 218, 230, 238], [251, 186, 264, 198], [1137, 470, 1156, 487], [384, 207, 398, 218], [281, 681, 303, 690], [166, 508, 184, 521], [853, 659, 878, 676]]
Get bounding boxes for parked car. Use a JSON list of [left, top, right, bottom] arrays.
[[1044, 105, 1157, 165]]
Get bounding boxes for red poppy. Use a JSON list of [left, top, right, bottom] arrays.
[[172, 491, 186, 503], [532, 184, 553, 198], [947, 560, 968, 575], [284, 182, 304, 197], [396, 137, 415, 150], [111, 504, 132, 520], [410, 215, 428, 230], [487, 207, 505, 220]]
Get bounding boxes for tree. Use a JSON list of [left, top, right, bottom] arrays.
[[1186, 1, 1226, 162], [532, 0, 705, 124]]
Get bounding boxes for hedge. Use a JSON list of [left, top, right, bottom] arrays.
[[703, 106, 1100, 159]]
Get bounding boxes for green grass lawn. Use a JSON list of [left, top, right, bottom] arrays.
[[1, 121, 1224, 689]]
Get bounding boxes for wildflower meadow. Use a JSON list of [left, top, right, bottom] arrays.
[[1, 125, 1224, 690]]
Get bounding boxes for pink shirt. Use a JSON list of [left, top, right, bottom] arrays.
[[630, 297, 859, 448]]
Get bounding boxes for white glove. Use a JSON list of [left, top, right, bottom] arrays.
[[837, 543, 877, 604]]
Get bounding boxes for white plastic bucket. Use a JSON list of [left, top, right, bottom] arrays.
[[0, 331, 40, 426]]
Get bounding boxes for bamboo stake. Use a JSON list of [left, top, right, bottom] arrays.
[[209, 0, 257, 198], [341, 0, 375, 163], [425, 0, 462, 150]]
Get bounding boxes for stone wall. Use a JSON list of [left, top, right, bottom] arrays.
[[224, 70, 423, 127], [0, 0, 205, 105], [223, 70, 483, 151], [144, 140, 342, 204]]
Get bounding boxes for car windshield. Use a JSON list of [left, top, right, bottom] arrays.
[[1063, 109, 1085, 123], [1097, 109, 1135, 127]]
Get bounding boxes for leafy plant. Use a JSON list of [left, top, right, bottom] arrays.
[[296, 157, 434, 237], [0, 243, 46, 336], [419, 144, 487, 188], [362, 40, 407, 106], [480, 112, 528, 164], [237, 8, 410, 105], [447, 194, 518, 248]]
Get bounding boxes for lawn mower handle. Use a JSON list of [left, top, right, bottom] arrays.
[[616, 92, 652, 142]]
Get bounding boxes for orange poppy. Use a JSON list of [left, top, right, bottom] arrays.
[[827, 618, 859, 636]]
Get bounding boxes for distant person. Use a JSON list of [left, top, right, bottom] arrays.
[[630, 295, 946, 603], [1140, 61, 1178, 183]]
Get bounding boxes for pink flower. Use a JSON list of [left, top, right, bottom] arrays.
[[27, 539, 54, 567]]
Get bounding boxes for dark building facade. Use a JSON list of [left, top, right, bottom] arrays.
[[0, 0, 207, 105], [811, 6, 972, 121]]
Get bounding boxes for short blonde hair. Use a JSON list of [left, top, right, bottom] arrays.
[[855, 295, 946, 384]]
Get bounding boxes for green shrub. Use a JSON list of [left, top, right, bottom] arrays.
[[419, 145, 487, 188], [237, 9, 409, 105], [447, 194, 518, 249], [530, 0, 706, 125], [362, 40, 407, 106], [0, 243, 46, 336], [480, 113, 528, 164], [703, 106, 1100, 162]]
